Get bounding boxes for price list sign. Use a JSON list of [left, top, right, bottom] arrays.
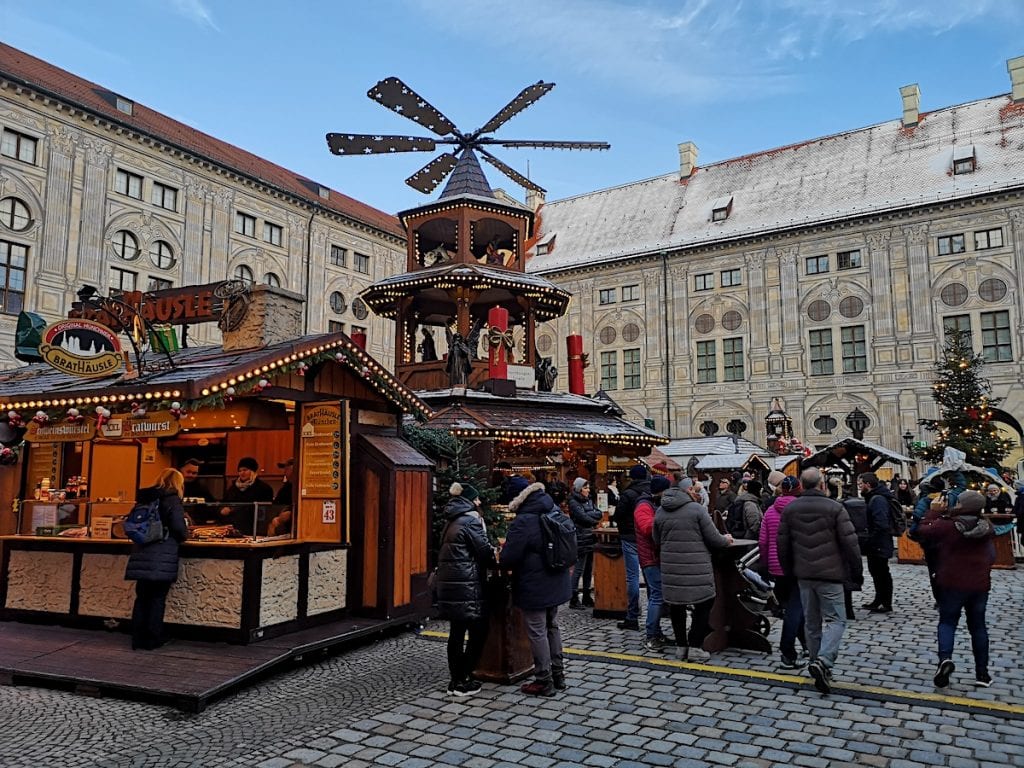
[[300, 402, 344, 498]]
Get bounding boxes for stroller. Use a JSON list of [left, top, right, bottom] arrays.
[[736, 547, 780, 637]]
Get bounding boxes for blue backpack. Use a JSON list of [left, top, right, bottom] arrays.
[[123, 498, 164, 545]]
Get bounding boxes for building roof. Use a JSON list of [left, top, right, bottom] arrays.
[[0, 42, 404, 238], [528, 93, 1024, 273], [440, 149, 495, 200]]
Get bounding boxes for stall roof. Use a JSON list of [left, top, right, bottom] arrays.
[[661, 436, 770, 458], [696, 453, 771, 471], [805, 437, 913, 465], [360, 434, 434, 469]]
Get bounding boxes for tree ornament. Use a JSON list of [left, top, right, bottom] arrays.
[[32, 410, 49, 425], [6, 411, 23, 428]]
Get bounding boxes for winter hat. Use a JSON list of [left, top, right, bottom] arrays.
[[237, 456, 259, 472], [746, 479, 762, 496], [985, 483, 1000, 494], [780, 476, 799, 492], [629, 464, 649, 481], [507, 475, 531, 496], [951, 490, 985, 515], [767, 470, 786, 488], [573, 477, 588, 493], [677, 477, 694, 492], [449, 481, 480, 502], [651, 476, 671, 494]]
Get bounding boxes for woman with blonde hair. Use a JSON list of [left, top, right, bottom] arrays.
[[124, 468, 189, 650]]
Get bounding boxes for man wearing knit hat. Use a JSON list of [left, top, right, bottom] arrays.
[[610, 465, 651, 630]]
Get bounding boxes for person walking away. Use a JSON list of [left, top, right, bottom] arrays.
[[858, 473, 895, 613], [125, 468, 189, 650], [637, 475, 672, 650], [777, 468, 862, 693], [732, 480, 764, 539], [568, 477, 602, 608], [611, 465, 651, 630], [916, 490, 996, 688], [435, 482, 496, 696], [500, 479, 572, 696], [759, 475, 805, 668], [654, 478, 732, 662], [841, 484, 870, 620], [909, 477, 945, 606]]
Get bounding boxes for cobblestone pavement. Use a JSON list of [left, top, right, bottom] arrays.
[[0, 564, 1021, 768]]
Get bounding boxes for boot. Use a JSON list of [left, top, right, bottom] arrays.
[[569, 593, 581, 609], [582, 590, 595, 607]]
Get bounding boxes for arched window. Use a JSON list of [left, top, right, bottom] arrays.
[[264, 272, 281, 288], [233, 264, 254, 286], [112, 230, 140, 261], [0, 197, 31, 231], [148, 240, 175, 269]]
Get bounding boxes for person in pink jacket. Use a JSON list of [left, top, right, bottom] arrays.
[[759, 476, 805, 669]]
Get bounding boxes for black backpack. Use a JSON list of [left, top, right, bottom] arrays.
[[123, 498, 164, 545], [887, 496, 908, 537], [725, 498, 747, 537], [539, 506, 578, 571]]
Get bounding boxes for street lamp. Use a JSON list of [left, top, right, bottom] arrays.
[[845, 408, 870, 441], [902, 430, 918, 480]]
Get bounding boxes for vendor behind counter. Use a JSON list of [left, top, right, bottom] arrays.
[[220, 456, 274, 535]]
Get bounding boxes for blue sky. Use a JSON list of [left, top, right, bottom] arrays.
[[3, 1, 1023, 215]]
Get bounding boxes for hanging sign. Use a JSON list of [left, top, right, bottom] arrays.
[[99, 411, 180, 440], [38, 320, 122, 378], [25, 418, 97, 443]]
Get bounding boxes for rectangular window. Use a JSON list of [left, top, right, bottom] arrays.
[[354, 252, 370, 274], [151, 182, 178, 211], [328, 320, 345, 333], [805, 255, 829, 275], [263, 221, 283, 246], [943, 314, 973, 346], [974, 228, 1003, 250], [234, 212, 256, 237], [330, 245, 347, 267], [841, 325, 867, 373], [837, 249, 862, 270], [694, 273, 713, 291], [696, 340, 717, 383], [115, 169, 143, 199], [937, 234, 965, 255], [0, 239, 27, 315], [623, 348, 641, 389], [720, 268, 741, 287], [110, 266, 137, 292], [809, 329, 833, 376], [723, 337, 744, 382], [146, 276, 173, 292], [1, 128, 37, 164], [599, 288, 616, 304], [600, 351, 618, 390], [351, 325, 366, 336], [621, 285, 639, 302], [981, 310, 1012, 363]]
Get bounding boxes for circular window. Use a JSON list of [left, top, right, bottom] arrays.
[[622, 323, 640, 342], [330, 291, 347, 313], [807, 300, 831, 322], [599, 326, 616, 345], [148, 240, 175, 269], [264, 272, 281, 288], [112, 230, 140, 261], [537, 335, 553, 353], [940, 282, 968, 306], [351, 297, 369, 320], [721, 310, 742, 331], [839, 296, 864, 318], [979, 278, 1007, 302], [694, 314, 715, 334], [233, 264, 255, 286], [0, 197, 32, 231]]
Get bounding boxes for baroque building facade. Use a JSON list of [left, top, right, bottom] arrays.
[[0, 43, 403, 368], [529, 58, 1024, 464]]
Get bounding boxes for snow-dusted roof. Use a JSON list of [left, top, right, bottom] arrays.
[[696, 453, 771, 470], [529, 94, 1024, 273], [661, 436, 770, 458]]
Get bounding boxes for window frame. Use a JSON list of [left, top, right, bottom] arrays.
[[809, 328, 834, 376], [234, 212, 256, 238], [263, 221, 283, 247], [805, 255, 829, 275], [696, 340, 717, 383], [233, 264, 255, 286], [330, 244, 347, 267], [973, 228, 1003, 251], [112, 230, 140, 261], [980, 310, 1012, 363], [328, 320, 345, 333], [0, 239, 28, 315], [151, 181, 178, 211], [1, 128, 37, 164], [0, 197, 32, 231], [840, 324, 867, 373], [148, 240, 175, 269], [943, 314, 973, 347], [720, 268, 741, 288], [354, 252, 370, 274], [622, 348, 641, 389], [598, 288, 616, 305], [723, 337, 744, 382], [264, 272, 281, 288], [114, 168, 143, 200], [837, 249, 862, 270], [621, 284, 640, 302], [953, 157, 975, 175], [599, 350, 618, 391], [694, 273, 713, 292], [937, 234, 966, 255], [109, 265, 137, 292], [147, 276, 173, 292]]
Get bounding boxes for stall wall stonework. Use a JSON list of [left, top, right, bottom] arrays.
[[259, 555, 300, 627], [165, 558, 243, 628], [5, 550, 72, 612], [79, 553, 133, 618], [307, 549, 347, 615]]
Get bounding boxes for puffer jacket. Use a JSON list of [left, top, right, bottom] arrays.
[[777, 489, 862, 585], [863, 486, 895, 558], [499, 482, 572, 610], [634, 496, 659, 568], [757, 493, 797, 576], [436, 497, 496, 621], [612, 478, 650, 542], [917, 507, 995, 592], [735, 491, 763, 539], [653, 487, 731, 605], [124, 487, 189, 582], [568, 491, 602, 552]]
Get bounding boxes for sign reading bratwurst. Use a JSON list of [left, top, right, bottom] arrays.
[[38, 320, 123, 378]]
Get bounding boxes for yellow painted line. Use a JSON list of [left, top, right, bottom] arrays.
[[418, 630, 1024, 717]]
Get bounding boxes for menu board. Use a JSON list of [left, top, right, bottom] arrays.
[[26, 443, 62, 494], [299, 402, 345, 498]]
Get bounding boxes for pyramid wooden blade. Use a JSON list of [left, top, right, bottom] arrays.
[[478, 81, 555, 135], [478, 149, 545, 193], [326, 133, 437, 155], [481, 139, 611, 151], [406, 153, 460, 194], [369, 77, 457, 137]]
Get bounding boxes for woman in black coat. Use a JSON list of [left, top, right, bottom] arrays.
[[568, 477, 602, 608], [435, 482, 496, 696], [124, 468, 189, 650]]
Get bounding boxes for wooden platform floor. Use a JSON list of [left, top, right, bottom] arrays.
[[0, 617, 413, 712]]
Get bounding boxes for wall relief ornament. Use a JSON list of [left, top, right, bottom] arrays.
[[866, 230, 891, 251], [901, 223, 929, 245], [46, 125, 79, 155]]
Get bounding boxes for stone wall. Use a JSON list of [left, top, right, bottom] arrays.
[[259, 555, 300, 627], [307, 549, 347, 615], [78, 552, 133, 618], [4, 550, 72, 612], [165, 558, 244, 628], [222, 285, 305, 351]]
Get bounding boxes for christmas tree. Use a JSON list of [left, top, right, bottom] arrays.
[[917, 330, 1014, 466]]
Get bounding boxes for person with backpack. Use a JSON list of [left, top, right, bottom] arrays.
[[124, 468, 189, 650], [759, 475, 805, 668], [636, 475, 673, 651], [499, 478, 572, 696], [857, 472, 895, 614], [727, 480, 764, 539], [568, 477, 602, 609], [611, 465, 651, 631], [909, 477, 945, 606], [840, 483, 869, 620]]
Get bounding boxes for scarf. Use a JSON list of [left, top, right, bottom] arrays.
[[235, 476, 256, 493]]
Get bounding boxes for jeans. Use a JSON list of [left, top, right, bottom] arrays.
[[774, 575, 805, 660], [937, 588, 989, 674], [621, 538, 640, 622], [922, 543, 942, 603], [131, 580, 172, 650], [642, 565, 666, 639], [447, 615, 490, 683], [572, 549, 594, 599], [866, 554, 893, 608], [522, 606, 564, 682], [666, 599, 713, 649], [798, 579, 847, 670]]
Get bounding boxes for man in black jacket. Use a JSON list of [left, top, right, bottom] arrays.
[[778, 468, 862, 693], [611, 465, 651, 630], [859, 472, 895, 613]]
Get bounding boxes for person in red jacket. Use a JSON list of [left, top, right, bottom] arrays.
[[637, 475, 672, 651], [917, 490, 996, 688]]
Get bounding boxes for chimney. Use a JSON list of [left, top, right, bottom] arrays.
[[900, 84, 920, 127], [525, 188, 545, 212], [1009, 55, 1024, 103], [678, 142, 698, 178], [222, 284, 306, 352]]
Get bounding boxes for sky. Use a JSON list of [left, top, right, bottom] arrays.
[[2, 1, 1024, 215]]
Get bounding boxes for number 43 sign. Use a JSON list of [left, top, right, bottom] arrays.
[[321, 500, 337, 524]]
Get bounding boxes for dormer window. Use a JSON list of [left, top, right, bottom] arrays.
[[535, 233, 555, 256], [953, 145, 975, 175], [711, 195, 733, 222], [115, 96, 134, 116]]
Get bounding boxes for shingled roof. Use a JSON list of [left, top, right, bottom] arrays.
[[529, 93, 1024, 273], [0, 43, 404, 238]]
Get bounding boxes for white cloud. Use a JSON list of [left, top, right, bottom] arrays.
[[168, 0, 219, 31]]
